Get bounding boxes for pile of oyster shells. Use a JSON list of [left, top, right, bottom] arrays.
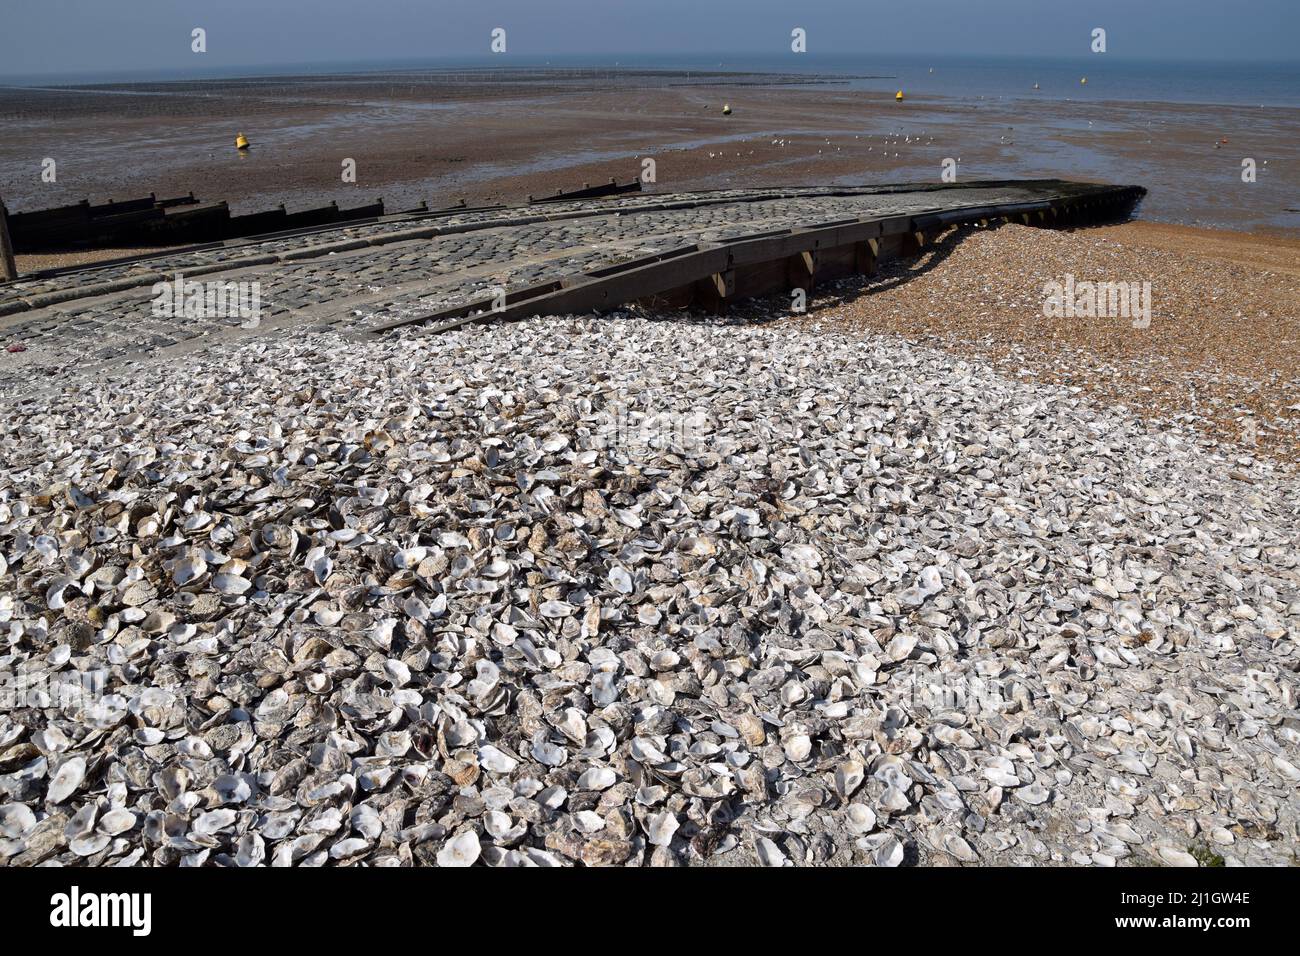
[[1, 313, 1297, 867]]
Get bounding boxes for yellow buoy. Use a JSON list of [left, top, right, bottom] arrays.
[[721, 103, 731, 115], [235, 132, 249, 150], [1080, 77, 1087, 85], [895, 90, 904, 101]]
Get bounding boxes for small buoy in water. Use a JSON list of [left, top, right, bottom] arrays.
[[895, 90, 904, 101], [1033, 83, 1040, 90], [722, 103, 732, 115], [235, 132, 250, 150], [928, 67, 934, 74], [1080, 77, 1087, 85]]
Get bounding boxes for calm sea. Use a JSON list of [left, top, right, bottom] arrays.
[[4, 53, 1298, 109]]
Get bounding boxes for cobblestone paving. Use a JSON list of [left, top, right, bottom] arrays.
[[0, 182, 1091, 396]]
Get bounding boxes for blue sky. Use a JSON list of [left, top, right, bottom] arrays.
[[2, 0, 1297, 76]]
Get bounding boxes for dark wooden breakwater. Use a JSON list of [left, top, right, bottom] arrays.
[[528, 178, 642, 204], [6, 194, 391, 252], [5, 179, 641, 254]]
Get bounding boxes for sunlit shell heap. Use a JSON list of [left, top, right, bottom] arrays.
[[0, 315, 1297, 867]]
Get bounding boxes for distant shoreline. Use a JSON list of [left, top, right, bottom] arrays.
[[1, 53, 1297, 107], [5, 71, 1299, 116]]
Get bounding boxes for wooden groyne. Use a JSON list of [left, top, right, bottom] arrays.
[[5, 179, 646, 255], [529, 178, 642, 204], [6, 194, 388, 252]]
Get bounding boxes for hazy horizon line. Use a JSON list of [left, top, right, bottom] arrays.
[[3, 49, 1297, 84]]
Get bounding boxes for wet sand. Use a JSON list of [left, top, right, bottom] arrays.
[[2, 69, 1297, 237]]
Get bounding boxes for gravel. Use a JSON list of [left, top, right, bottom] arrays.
[[791, 223, 1300, 465]]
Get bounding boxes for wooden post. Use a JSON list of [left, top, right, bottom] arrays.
[[0, 192, 17, 282], [787, 250, 817, 296], [693, 268, 734, 314], [854, 238, 879, 277]]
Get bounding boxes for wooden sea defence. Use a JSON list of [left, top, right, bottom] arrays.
[[7, 177, 643, 254], [7, 194, 389, 252], [529, 178, 642, 204]]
